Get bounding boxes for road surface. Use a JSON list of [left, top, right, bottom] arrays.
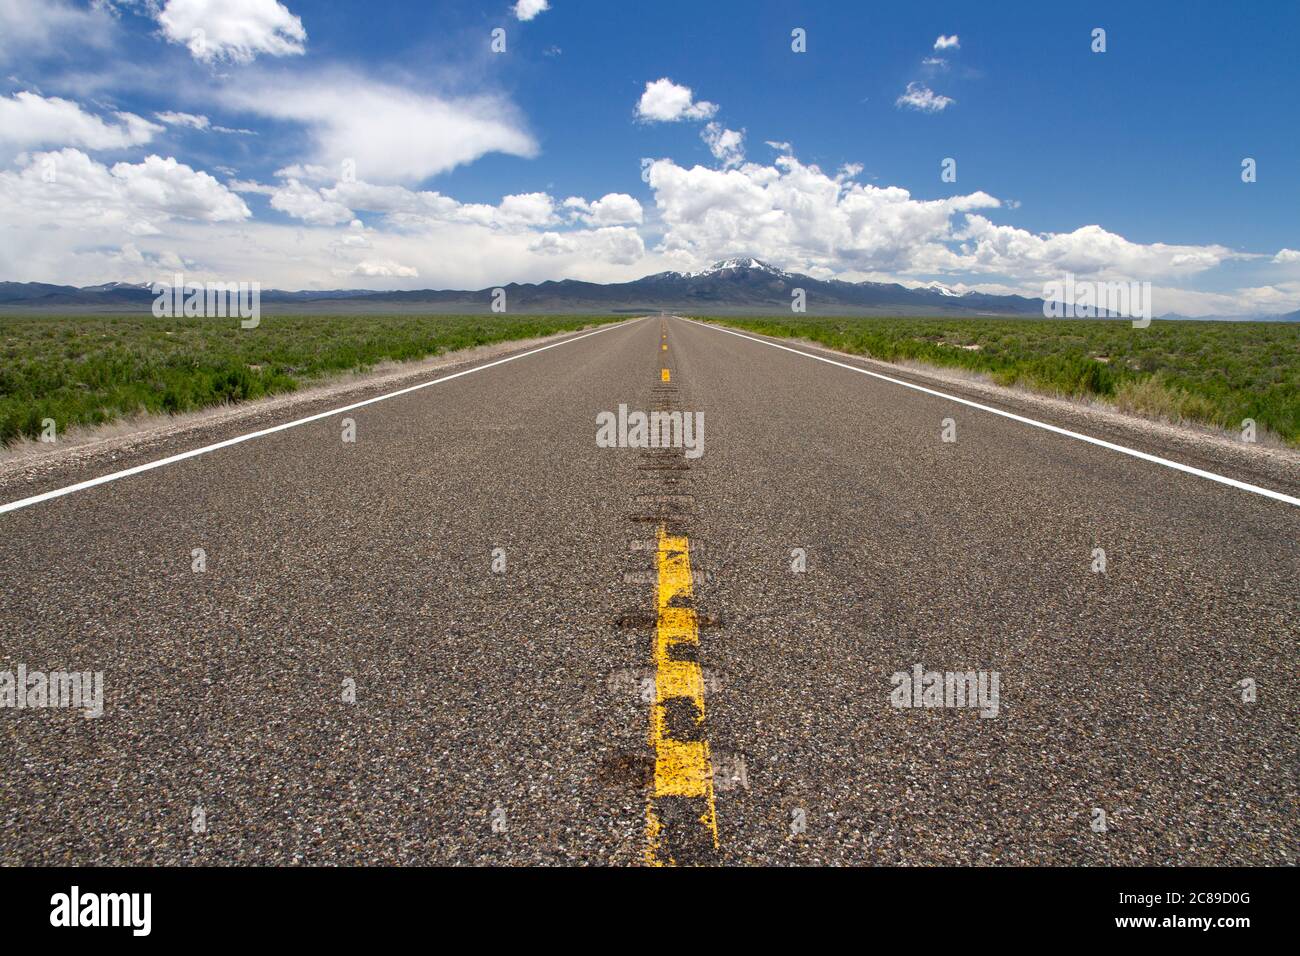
[[1, 315, 1295, 865]]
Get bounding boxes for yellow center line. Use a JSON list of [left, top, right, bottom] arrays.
[[644, 525, 719, 866]]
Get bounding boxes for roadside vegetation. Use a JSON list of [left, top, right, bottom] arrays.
[[698, 315, 1300, 445], [0, 313, 616, 446]]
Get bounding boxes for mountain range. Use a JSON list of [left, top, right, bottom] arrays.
[[2, 258, 1296, 320]]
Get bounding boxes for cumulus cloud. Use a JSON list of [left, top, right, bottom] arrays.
[[0, 148, 250, 229], [636, 78, 718, 122], [530, 226, 643, 264], [896, 82, 954, 113], [110, 155, 251, 222], [952, 216, 1241, 281], [701, 123, 745, 168], [155, 0, 307, 63], [1273, 248, 1300, 263], [496, 191, 556, 227], [0, 91, 162, 151], [647, 155, 994, 273], [269, 177, 353, 225], [644, 151, 1240, 286], [220, 73, 537, 184], [563, 192, 644, 226], [933, 34, 960, 50], [248, 170, 570, 233], [512, 0, 550, 21], [228, 171, 647, 275], [155, 110, 211, 130]]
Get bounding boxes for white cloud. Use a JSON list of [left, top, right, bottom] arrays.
[[531, 226, 643, 264], [329, 219, 371, 250], [585, 226, 644, 264], [635, 78, 718, 122], [895, 82, 954, 113], [512, 0, 550, 21], [591, 193, 644, 226], [529, 231, 572, 255], [0, 206, 667, 289], [701, 122, 745, 168], [156, 0, 307, 63], [220, 73, 537, 184], [336, 259, 419, 278], [496, 191, 556, 227], [933, 34, 960, 50], [218, 172, 648, 277], [953, 216, 1241, 281], [645, 151, 1241, 287], [0, 148, 251, 229], [0, 91, 162, 151], [322, 179, 461, 224], [269, 177, 353, 225], [259, 173, 567, 233], [1273, 248, 1300, 263], [155, 110, 211, 130], [647, 155, 995, 274], [563, 192, 643, 226], [0, 144, 661, 288], [108, 154, 253, 222]]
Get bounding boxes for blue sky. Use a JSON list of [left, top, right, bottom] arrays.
[[1, 0, 1297, 314]]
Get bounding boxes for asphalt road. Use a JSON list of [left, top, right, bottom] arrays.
[[1, 315, 1296, 865]]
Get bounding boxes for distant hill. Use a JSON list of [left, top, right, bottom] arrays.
[[2, 259, 1294, 318], [0, 259, 1043, 315]]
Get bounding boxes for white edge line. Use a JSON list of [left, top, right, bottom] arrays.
[[683, 317, 1299, 508], [0, 317, 646, 516]]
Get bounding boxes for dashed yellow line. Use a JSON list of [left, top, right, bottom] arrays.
[[644, 526, 718, 866]]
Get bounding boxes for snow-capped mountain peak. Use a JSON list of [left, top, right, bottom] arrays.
[[925, 281, 962, 297], [683, 257, 789, 278]]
